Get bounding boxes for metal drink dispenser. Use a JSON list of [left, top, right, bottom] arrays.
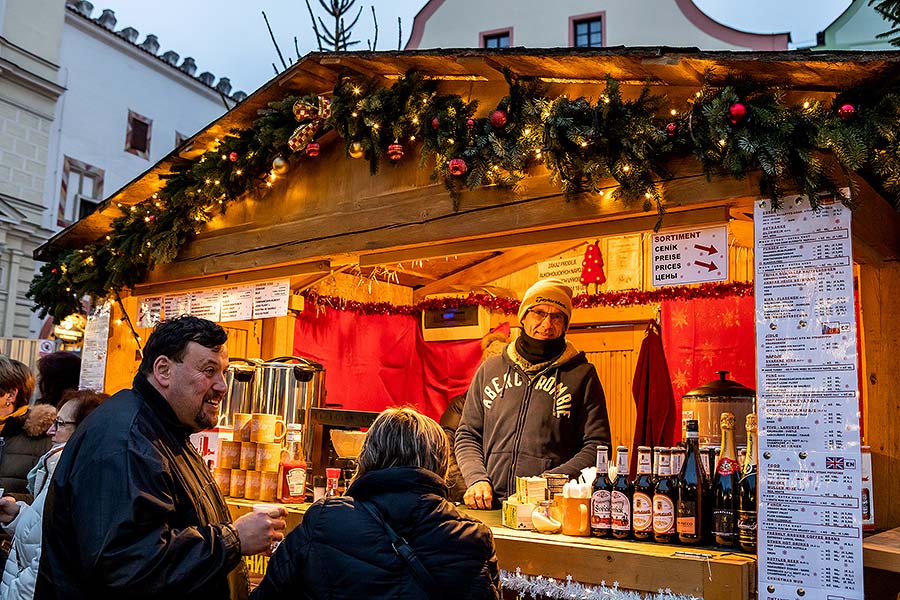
[[255, 356, 326, 457], [220, 358, 262, 428], [681, 371, 755, 447]]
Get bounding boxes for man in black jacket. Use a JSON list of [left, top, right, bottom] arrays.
[[35, 316, 286, 600]]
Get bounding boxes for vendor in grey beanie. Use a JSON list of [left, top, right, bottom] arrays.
[[456, 278, 612, 509]]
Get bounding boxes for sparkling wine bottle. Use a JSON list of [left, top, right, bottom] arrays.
[[738, 413, 758, 553], [712, 412, 740, 547]]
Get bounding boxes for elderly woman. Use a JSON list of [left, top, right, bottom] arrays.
[[0, 389, 106, 600], [0, 357, 55, 502], [252, 406, 500, 600]]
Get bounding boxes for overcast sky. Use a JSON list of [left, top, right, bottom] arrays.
[[93, 0, 854, 94]]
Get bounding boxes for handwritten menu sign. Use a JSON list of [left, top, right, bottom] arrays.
[[189, 290, 222, 322], [253, 279, 290, 319], [754, 193, 863, 600], [220, 286, 255, 322], [79, 301, 110, 392]]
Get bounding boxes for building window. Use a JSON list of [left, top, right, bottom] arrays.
[[570, 12, 605, 48], [58, 157, 104, 227], [125, 110, 152, 159], [481, 28, 512, 49]]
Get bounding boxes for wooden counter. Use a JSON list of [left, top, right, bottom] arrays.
[[227, 499, 756, 599], [863, 527, 900, 573]]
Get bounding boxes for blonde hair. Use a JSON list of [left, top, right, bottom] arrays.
[[356, 407, 449, 480]]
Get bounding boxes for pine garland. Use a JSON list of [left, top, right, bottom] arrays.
[[26, 69, 900, 321]]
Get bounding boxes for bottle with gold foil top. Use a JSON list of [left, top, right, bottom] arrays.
[[712, 412, 740, 547], [738, 413, 758, 553]]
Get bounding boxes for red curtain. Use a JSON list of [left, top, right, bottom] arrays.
[[660, 295, 756, 440], [293, 309, 506, 421]]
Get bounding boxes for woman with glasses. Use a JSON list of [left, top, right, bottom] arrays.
[[456, 278, 612, 509], [0, 389, 107, 600], [0, 357, 56, 504]]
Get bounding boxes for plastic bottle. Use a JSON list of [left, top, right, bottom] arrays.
[[278, 424, 307, 503]]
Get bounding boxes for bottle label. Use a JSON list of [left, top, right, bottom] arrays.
[[738, 510, 757, 544], [712, 509, 737, 539], [653, 494, 675, 534], [677, 500, 697, 535], [716, 457, 740, 476], [286, 430, 302, 443], [632, 492, 652, 532], [286, 467, 307, 497], [591, 489, 611, 528], [611, 490, 631, 531]]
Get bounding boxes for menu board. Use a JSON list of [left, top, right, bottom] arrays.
[[220, 286, 254, 322], [189, 290, 222, 322], [651, 224, 728, 287], [137, 296, 162, 328], [164, 294, 191, 319], [79, 301, 110, 392], [754, 193, 863, 600], [252, 279, 290, 319]]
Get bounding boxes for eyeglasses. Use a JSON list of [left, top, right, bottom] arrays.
[[528, 309, 566, 325], [53, 418, 77, 428]]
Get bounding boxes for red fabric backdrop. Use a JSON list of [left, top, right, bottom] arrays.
[[660, 295, 756, 440], [293, 309, 507, 421]]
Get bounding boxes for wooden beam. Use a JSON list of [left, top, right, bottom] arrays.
[[362, 206, 731, 268], [849, 174, 900, 264], [412, 242, 582, 301], [133, 260, 330, 297]]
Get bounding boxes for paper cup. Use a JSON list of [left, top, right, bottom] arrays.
[[239, 442, 257, 471]]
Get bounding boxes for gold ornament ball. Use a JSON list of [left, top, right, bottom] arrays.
[[272, 156, 289, 174], [349, 141, 365, 159]]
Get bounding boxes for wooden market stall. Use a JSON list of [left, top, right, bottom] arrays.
[[34, 47, 900, 594]]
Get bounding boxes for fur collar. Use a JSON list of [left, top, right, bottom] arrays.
[[23, 404, 57, 437]]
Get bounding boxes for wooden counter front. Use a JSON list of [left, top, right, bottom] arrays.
[[227, 500, 756, 599]]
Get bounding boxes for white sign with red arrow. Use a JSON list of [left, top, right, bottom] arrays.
[[650, 224, 728, 287]]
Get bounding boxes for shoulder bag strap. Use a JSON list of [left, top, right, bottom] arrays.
[[356, 500, 439, 598]]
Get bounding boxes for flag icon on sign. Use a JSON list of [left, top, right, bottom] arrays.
[[826, 456, 845, 470]]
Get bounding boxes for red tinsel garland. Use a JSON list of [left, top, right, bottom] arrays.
[[301, 282, 754, 316]]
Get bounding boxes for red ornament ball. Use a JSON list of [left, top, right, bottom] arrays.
[[728, 102, 747, 125], [490, 109, 508, 128], [448, 157, 468, 176], [431, 117, 440, 130], [51, 268, 57, 274], [466, 118, 475, 129], [306, 142, 320, 157], [387, 143, 404, 161], [838, 103, 856, 121], [665, 122, 677, 137], [228, 151, 238, 162]]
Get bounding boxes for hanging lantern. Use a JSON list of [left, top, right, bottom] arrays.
[[306, 143, 320, 157], [448, 158, 468, 176], [349, 141, 365, 159], [387, 143, 404, 161]]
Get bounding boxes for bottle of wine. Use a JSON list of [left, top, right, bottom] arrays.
[[611, 445, 633, 539], [738, 413, 758, 553], [590, 445, 613, 538], [677, 420, 706, 545], [632, 446, 654, 540], [653, 448, 677, 543], [712, 412, 740, 547]]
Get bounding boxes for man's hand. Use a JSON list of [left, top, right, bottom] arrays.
[[0, 496, 19, 525], [234, 507, 287, 555], [463, 480, 494, 509]]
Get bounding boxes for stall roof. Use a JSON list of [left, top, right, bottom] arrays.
[[38, 46, 900, 260]]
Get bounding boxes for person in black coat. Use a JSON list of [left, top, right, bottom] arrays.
[[252, 406, 501, 600]]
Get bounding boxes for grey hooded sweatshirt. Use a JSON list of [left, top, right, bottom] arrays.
[[455, 341, 612, 502]]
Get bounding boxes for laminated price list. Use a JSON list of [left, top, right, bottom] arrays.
[[754, 194, 863, 600]]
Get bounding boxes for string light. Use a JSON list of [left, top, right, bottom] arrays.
[[622, 165, 630, 172], [803, 101, 810, 109], [235, 169, 243, 175], [352, 86, 362, 95], [670, 109, 677, 115]]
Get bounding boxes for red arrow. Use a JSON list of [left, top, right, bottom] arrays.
[[694, 243, 718, 254], [695, 260, 718, 271]]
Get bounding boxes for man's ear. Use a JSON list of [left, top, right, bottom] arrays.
[[153, 356, 173, 388]]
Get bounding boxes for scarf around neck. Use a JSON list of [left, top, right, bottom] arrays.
[[515, 331, 566, 365], [0, 405, 28, 435]]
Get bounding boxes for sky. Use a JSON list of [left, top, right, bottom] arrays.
[[92, 0, 855, 95]]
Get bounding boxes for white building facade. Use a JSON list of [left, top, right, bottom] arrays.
[[406, 0, 789, 51], [0, 0, 244, 338], [812, 0, 896, 50]]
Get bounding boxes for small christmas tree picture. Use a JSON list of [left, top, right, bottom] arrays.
[[580, 240, 606, 293]]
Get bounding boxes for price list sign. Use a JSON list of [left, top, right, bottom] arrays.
[[754, 194, 863, 600]]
